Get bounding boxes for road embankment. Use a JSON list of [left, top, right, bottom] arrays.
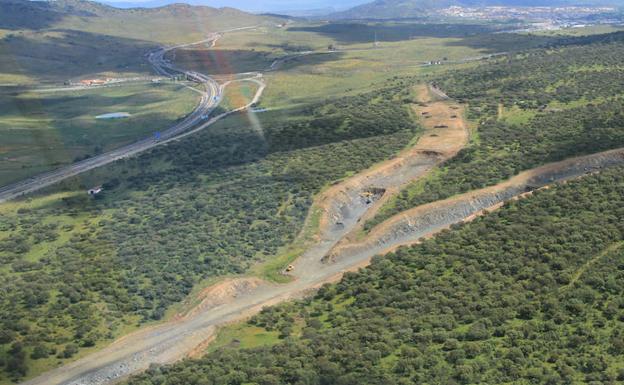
[[311, 84, 469, 246]]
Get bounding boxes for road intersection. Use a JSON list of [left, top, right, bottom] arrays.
[[0, 30, 263, 203]]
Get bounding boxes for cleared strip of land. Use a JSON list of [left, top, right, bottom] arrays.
[[21, 85, 468, 385], [326, 147, 624, 264], [24, 85, 624, 385]]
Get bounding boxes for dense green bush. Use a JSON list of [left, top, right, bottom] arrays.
[[365, 33, 624, 230], [0, 83, 419, 380], [127, 166, 624, 385]]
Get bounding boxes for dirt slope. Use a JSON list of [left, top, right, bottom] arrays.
[[326, 147, 624, 264], [313, 84, 469, 244]]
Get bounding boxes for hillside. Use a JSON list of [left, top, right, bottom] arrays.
[[112, 29, 624, 385], [0, 0, 282, 84], [99, 0, 369, 13], [126, 164, 624, 385], [4, 2, 624, 383], [0, 0, 279, 43], [365, 32, 624, 230]]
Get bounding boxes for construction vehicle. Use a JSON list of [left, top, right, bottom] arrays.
[[361, 191, 374, 204]]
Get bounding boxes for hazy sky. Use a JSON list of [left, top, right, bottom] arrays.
[[101, 0, 370, 12]]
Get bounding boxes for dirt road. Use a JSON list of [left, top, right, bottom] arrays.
[[24, 85, 624, 385], [21, 85, 467, 385], [327, 147, 624, 264]]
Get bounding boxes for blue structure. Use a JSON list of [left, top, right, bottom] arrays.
[[154, 131, 162, 141]]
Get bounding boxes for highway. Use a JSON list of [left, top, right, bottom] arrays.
[[0, 32, 235, 204]]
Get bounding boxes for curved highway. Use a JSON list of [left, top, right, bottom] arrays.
[[0, 34, 225, 204]]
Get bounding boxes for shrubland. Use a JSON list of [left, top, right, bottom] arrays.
[[0, 83, 419, 382], [126, 165, 624, 385], [365, 32, 624, 230]]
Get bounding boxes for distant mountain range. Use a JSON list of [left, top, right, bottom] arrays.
[[0, 0, 282, 42], [330, 0, 624, 19], [95, 0, 624, 18], [18, 0, 623, 22], [99, 0, 368, 14]]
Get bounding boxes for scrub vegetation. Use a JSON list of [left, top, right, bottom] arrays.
[[0, 82, 419, 382], [125, 165, 624, 385], [365, 31, 624, 231], [3, 2, 624, 382], [118, 29, 624, 385]]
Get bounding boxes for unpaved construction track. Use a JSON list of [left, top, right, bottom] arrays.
[[326, 147, 624, 264], [23, 86, 624, 385], [21, 85, 468, 385]]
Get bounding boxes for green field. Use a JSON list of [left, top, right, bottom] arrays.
[[218, 80, 260, 112], [0, 82, 198, 186], [0, 29, 154, 85], [181, 22, 554, 109]]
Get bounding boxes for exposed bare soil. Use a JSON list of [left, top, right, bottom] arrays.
[[31, 87, 624, 385], [326, 147, 624, 264], [314, 84, 468, 244]]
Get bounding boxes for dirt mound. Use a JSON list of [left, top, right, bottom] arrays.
[[184, 278, 266, 319]]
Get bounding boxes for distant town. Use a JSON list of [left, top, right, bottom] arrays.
[[440, 6, 623, 30]]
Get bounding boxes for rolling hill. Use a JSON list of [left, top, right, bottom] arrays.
[[0, 0, 282, 83], [0, 0, 281, 43]]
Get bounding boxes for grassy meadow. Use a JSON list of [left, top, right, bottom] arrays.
[[0, 82, 198, 186]]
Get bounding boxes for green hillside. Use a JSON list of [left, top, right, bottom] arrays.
[[365, 32, 624, 230], [0, 0, 281, 84], [3, 2, 624, 383], [0, 0, 279, 43], [0, 80, 420, 383], [116, 29, 624, 385], [126, 162, 624, 385]]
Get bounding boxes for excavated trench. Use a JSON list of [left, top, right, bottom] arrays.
[[291, 84, 469, 275], [325, 148, 624, 266]]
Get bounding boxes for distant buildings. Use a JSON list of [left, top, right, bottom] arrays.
[[440, 6, 616, 22], [79, 78, 111, 86]]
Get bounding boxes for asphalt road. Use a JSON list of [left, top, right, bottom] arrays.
[[0, 34, 226, 204]]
